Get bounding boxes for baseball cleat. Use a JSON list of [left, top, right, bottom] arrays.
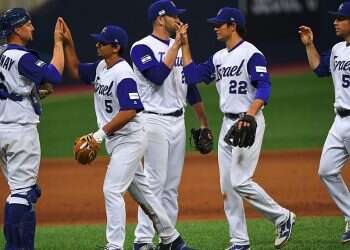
[[225, 244, 250, 250], [274, 212, 296, 249], [134, 243, 155, 250], [156, 236, 195, 250], [341, 221, 350, 243]]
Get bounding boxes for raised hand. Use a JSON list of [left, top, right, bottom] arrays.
[[178, 23, 189, 45], [54, 17, 64, 43], [59, 17, 73, 45], [298, 25, 314, 46]]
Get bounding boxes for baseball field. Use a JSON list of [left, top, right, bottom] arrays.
[[1, 70, 350, 249]]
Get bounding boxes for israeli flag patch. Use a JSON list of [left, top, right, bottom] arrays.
[[141, 55, 152, 64], [35, 60, 46, 67], [256, 66, 267, 73], [129, 92, 140, 100]]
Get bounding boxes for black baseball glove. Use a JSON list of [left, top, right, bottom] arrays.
[[190, 128, 214, 154], [224, 114, 257, 148]]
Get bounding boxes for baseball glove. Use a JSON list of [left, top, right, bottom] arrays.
[[39, 83, 54, 99], [224, 114, 257, 148], [73, 134, 101, 165], [190, 128, 214, 154]]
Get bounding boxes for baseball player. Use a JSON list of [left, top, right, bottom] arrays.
[[130, 1, 209, 249], [180, 7, 296, 250], [299, 1, 350, 244], [0, 8, 64, 250], [60, 19, 193, 250]]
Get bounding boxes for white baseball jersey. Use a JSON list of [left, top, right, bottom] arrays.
[[131, 35, 187, 113], [0, 48, 39, 124], [212, 41, 267, 113], [330, 42, 350, 109], [79, 59, 144, 139]]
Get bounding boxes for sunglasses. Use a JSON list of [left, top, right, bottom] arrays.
[[98, 41, 111, 46], [213, 23, 227, 28]]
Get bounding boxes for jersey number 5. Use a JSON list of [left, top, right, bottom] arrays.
[[105, 100, 113, 113], [229, 80, 248, 94], [342, 74, 350, 88]]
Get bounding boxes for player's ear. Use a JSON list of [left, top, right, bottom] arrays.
[[157, 15, 165, 26], [112, 44, 120, 54]]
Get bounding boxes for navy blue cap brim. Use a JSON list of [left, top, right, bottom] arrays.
[[328, 11, 350, 17], [176, 8, 186, 15], [90, 34, 110, 43], [207, 17, 227, 24]]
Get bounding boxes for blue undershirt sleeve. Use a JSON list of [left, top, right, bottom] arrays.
[[18, 53, 63, 85], [130, 44, 171, 86], [116, 78, 144, 111], [314, 50, 331, 77], [78, 61, 99, 84], [183, 56, 215, 85]]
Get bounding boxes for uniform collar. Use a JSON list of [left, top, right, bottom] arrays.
[[227, 39, 244, 53]]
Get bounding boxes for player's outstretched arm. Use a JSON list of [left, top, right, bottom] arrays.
[[60, 17, 80, 80], [298, 25, 320, 70], [50, 18, 64, 74]]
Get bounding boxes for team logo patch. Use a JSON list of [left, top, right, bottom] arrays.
[[158, 10, 166, 16], [141, 55, 152, 64], [129, 92, 140, 100], [35, 60, 46, 67], [256, 66, 267, 73]]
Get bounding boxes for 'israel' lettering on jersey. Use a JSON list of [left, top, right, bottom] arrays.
[[212, 41, 264, 114], [333, 56, 350, 72], [95, 78, 114, 97], [215, 60, 244, 81], [329, 41, 350, 110], [0, 54, 15, 71]]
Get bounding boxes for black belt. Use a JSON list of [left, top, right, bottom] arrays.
[[144, 108, 183, 117], [336, 108, 350, 118], [224, 112, 245, 120]]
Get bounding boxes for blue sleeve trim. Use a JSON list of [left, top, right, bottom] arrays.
[[314, 50, 331, 77], [143, 62, 171, 86], [186, 85, 202, 105], [183, 57, 215, 85], [247, 53, 270, 82], [254, 80, 271, 104], [116, 78, 144, 111], [78, 62, 99, 84], [18, 53, 47, 85], [43, 64, 62, 85]]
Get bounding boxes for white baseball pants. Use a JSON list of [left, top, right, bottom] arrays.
[[318, 115, 350, 222], [104, 129, 179, 249], [218, 112, 289, 245], [134, 113, 185, 244]]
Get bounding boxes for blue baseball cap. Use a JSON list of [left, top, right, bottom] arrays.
[[90, 25, 128, 49], [329, 2, 350, 17], [148, 0, 186, 22], [207, 7, 245, 27]]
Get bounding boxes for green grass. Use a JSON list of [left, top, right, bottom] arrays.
[[1, 216, 348, 249], [38, 73, 334, 157]]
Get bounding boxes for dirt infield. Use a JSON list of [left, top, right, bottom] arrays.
[[0, 150, 349, 225]]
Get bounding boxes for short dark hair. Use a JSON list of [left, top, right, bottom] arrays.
[[236, 24, 246, 38], [111, 43, 125, 56]]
